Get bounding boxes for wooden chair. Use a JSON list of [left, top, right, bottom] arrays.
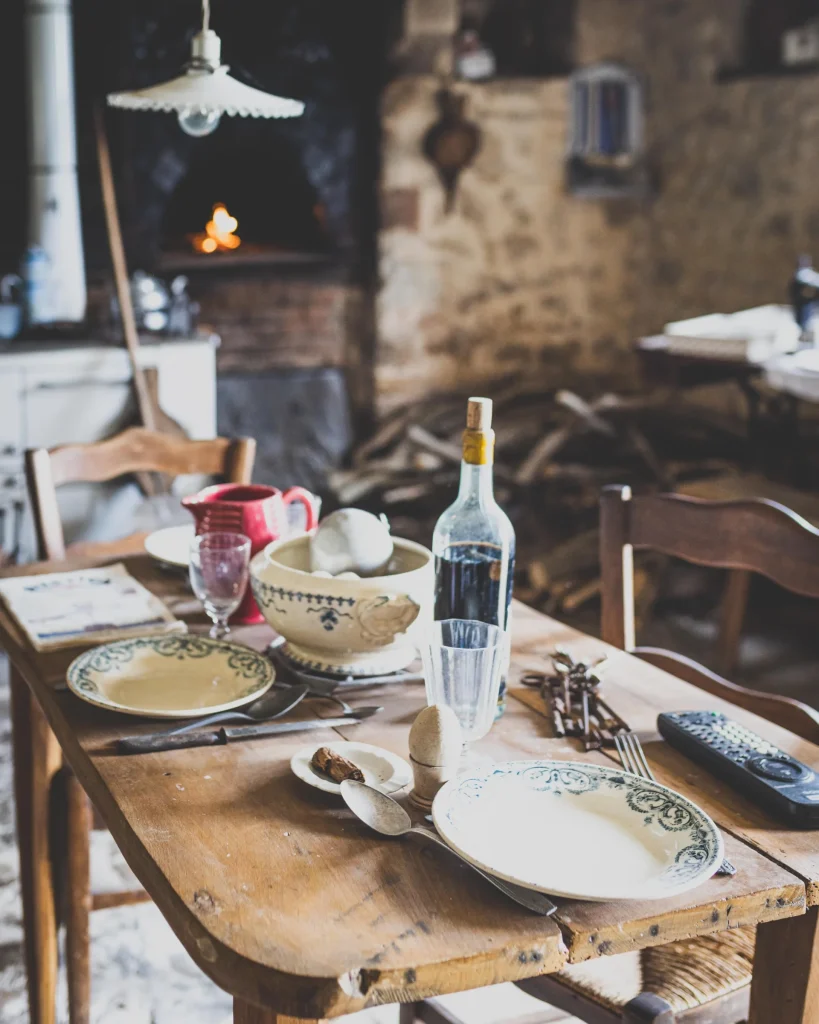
[[676, 472, 819, 676], [600, 485, 819, 747], [26, 426, 256, 561], [403, 485, 819, 1024], [14, 427, 255, 1024]]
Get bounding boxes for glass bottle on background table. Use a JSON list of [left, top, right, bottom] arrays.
[[432, 397, 515, 715]]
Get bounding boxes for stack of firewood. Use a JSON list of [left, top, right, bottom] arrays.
[[328, 383, 748, 619]]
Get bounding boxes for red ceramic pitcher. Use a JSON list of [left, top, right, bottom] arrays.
[[182, 483, 318, 624]]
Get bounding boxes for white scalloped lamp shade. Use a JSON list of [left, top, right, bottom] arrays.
[[107, 30, 304, 121]]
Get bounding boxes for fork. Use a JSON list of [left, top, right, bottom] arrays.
[[273, 678, 356, 715], [614, 732, 737, 877], [297, 685, 357, 716]]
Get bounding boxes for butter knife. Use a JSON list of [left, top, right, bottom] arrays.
[[116, 709, 380, 755]]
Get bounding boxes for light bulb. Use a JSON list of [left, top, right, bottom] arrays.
[[177, 108, 221, 137]]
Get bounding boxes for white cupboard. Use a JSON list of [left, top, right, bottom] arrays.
[[0, 337, 217, 560]]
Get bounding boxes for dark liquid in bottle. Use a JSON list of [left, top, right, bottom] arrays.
[[434, 542, 515, 714], [434, 541, 514, 625]]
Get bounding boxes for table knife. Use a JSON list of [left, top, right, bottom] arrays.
[[116, 711, 377, 755]]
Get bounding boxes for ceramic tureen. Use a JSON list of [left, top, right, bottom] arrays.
[[250, 535, 433, 675]]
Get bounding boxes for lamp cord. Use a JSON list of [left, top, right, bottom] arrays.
[[202, 0, 210, 33]]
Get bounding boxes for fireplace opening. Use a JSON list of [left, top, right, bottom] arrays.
[[159, 117, 333, 270]]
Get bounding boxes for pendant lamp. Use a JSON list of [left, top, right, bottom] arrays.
[[107, 0, 304, 136]]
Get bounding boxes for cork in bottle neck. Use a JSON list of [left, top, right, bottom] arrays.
[[462, 396, 494, 466], [466, 397, 492, 431]]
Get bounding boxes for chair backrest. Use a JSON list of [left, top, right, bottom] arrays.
[[600, 484, 819, 744], [26, 427, 256, 561], [600, 484, 819, 651]]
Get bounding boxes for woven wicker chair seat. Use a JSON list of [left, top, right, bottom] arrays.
[[553, 925, 755, 1016]]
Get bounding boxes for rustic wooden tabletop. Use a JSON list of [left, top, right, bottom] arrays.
[[2, 555, 818, 1024]]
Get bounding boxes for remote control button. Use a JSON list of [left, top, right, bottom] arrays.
[[686, 712, 723, 726], [747, 756, 813, 784]]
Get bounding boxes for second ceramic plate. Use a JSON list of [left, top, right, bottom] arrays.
[[291, 741, 411, 795], [67, 634, 274, 718]]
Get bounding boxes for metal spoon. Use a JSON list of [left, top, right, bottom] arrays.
[[163, 685, 311, 736], [340, 780, 557, 917]]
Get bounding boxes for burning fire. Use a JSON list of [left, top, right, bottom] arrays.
[[192, 203, 241, 254]]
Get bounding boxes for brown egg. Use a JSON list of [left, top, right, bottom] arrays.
[[409, 704, 462, 768]]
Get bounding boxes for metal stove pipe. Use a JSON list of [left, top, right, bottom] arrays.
[[25, 0, 86, 324]]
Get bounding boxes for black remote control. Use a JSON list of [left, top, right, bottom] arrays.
[[657, 711, 819, 828]]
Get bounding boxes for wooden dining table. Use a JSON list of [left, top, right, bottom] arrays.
[[2, 553, 819, 1024]]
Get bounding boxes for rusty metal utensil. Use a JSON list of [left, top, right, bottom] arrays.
[[522, 649, 629, 751]]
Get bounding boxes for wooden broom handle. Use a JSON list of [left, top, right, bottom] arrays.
[[94, 104, 157, 432]]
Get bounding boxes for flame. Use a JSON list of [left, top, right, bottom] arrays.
[[192, 203, 241, 253]]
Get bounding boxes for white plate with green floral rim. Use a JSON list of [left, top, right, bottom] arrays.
[[432, 759, 723, 902], [66, 635, 275, 718]]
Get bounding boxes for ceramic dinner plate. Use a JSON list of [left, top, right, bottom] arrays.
[[291, 741, 412, 795], [433, 759, 723, 902], [144, 524, 195, 568], [66, 635, 275, 718]]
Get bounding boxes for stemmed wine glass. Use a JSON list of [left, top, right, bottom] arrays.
[[189, 532, 251, 638]]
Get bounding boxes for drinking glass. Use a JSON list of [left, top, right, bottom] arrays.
[[420, 619, 510, 743], [189, 532, 251, 638]]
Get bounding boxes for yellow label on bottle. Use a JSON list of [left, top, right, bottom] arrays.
[[462, 428, 494, 466]]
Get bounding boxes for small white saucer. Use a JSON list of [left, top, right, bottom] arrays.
[[291, 741, 411, 795], [144, 524, 195, 568]]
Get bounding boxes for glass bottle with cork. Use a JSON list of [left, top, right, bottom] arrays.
[[432, 397, 515, 714]]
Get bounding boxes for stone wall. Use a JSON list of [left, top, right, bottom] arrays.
[[190, 270, 365, 375], [636, 0, 819, 332], [374, 0, 819, 412], [375, 74, 641, 412]]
